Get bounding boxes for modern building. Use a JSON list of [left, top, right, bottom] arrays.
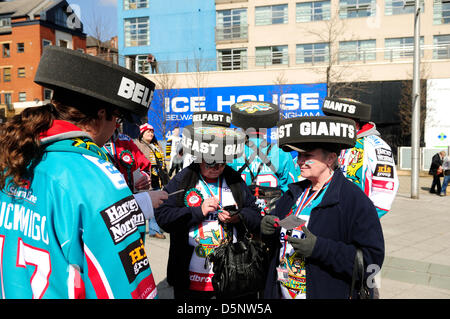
[[118, 0, 450, 153], [0, 0, 85, 122], [117, 0, 216, 74]]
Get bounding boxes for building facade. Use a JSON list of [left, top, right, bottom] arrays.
[[0, 0, 86, 121], [117, 0, 216, 74], [118, 0, 450, 151]]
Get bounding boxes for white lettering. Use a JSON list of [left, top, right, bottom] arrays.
[[117, 77, 135, 99], [301, 93, 319, 110]]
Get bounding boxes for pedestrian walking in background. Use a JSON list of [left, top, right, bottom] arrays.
[[440, 154, 450, 196], [429, 151, 446, 194]]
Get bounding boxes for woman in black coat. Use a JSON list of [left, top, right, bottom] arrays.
[[154, 161, 261, 299], [261, 145, 384, 299]]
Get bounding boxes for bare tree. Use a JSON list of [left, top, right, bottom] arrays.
[[150, 69, 180, 142], [304, 9, 370, 98]]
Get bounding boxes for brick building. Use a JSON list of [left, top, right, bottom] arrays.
[[0, 0, 85, 122]]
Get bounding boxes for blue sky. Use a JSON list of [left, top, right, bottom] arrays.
[[66, 0, 118, 41]]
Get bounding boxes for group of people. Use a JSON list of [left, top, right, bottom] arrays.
[[429, 150, 450, 196], [0, 47, 399, 300]]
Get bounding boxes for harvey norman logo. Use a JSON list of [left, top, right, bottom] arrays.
[[117, 76, 153, 108], [100, 196, 145, 245]]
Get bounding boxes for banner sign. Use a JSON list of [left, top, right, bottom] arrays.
[[148, 83, 327, 140]]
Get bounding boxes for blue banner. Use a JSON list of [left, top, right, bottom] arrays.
[[148, 83, 327, 140]]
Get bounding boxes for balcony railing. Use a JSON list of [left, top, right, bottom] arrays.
[[127, 44, 450, 75]]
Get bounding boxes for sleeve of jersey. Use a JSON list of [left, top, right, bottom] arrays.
[[366, 141, 399, 218], [129, 141, 152, 174], [76, 155, 158, 299], [277, 150, 299, 193]]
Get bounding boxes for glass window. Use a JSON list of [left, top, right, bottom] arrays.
[[17, 43, 24, 53], [218, 48, 247, 70], [136, 55, 150, 74], [296, 1, 331, 22], [339, 0, 376, 18], [296, 42, 329, 64], [3, 68, 11, 82], [44, 89, 53, 100], [256, 45, 288, 66], [4, 93, 12, 111], [434, 0, 450, 24], [2, 43, 10, 57], [385, 0, 424, 15], [433, 34, 450, 59], [0, 16, 11, 29], [124, 0, 149, 10], [255, 4, 289, 25], [18, 92, 26, 102], [43, 39, 52, 47], [384, 37, 424, 60], [124, 17, 150, 47], [18, 67, 26, 78], [216, 9, 248, 41], [339, 40, 376, 61]]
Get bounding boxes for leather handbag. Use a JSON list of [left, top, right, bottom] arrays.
[[208, 216, 267, 298], [349, 248, 371, 299]]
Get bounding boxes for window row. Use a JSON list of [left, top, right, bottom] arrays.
[[216, 0, 448, 28], [0, 92, 26, 106], [123, 0, 149, 10], [1, 42, 25, 58], [124, 17, 150, 47], [217, 35, 450, 69], [0, 67, 28, 82]]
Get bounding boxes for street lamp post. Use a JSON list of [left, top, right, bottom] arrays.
[[411, 0, 421, 199]]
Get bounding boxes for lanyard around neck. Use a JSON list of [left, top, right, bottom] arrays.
[[292, 172, 334, 217], [199, 175, 223, 208]]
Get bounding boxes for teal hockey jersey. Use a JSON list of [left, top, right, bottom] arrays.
[[229, 137, 299, 192], [0, 120, 157, 299]]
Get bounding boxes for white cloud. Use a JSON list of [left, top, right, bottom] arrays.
[[99, 0, 117, 7]]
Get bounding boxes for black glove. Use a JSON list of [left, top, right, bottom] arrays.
[[261, 215, 278, 236], [287, 226, 317, 258]]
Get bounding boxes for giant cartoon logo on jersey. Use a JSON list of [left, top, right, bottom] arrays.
[[344, 143, 364, 185], [194, 228, 223, 258], [235, 101, 273, 114], [279, 252, 307, 297]]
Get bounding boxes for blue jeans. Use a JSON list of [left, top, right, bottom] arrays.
[[441, 175, 450, 195], [148, 217, 163, 235]]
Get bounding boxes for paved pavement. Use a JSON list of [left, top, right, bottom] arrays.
[[145, 173, 450, 299]]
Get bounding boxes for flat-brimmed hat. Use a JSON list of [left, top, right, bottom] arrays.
[[321, 97, 371, 122], [181, 126, 245, 164], [191, 111, 231, 127], [277, 116, 357, 153], [231, 101, 279, 130], [34, 46, 155, 124]]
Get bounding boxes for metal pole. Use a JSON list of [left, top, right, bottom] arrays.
[[411, 0, 421, 199]]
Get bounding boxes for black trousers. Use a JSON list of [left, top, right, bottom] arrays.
[[430, 174, 442, 193]]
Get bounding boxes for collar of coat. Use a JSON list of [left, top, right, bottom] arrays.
[[287, 169, 345, 208]]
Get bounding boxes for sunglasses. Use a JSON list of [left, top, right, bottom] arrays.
[[205, 162, 226, 169]]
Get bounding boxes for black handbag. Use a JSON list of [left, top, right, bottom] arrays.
[[349, 248, 371, 299], [207, 216, 267, 298]]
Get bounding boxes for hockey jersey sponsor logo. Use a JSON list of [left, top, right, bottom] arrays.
[[372, 179, 395, 192], [119, 238, 150, 283], [375, 148, 394, 163], [100, 196, 145, 244], [374, 164, 394, 179]]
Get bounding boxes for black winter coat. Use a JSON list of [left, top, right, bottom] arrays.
[[429, 153, 443, 176], [263, 169, 385, 299], [154, 163, 262, 291]]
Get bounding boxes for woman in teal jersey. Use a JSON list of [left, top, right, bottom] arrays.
[[0, 47, 167, 299]]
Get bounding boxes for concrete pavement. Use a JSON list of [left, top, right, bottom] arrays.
[[145, 173, 450, 299]]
